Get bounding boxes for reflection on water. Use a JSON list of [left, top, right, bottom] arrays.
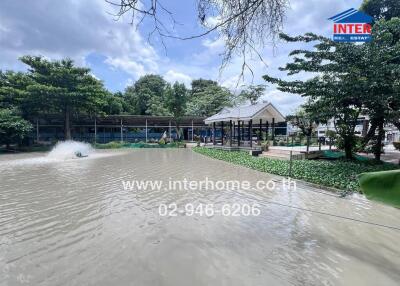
[[0, 149, 399, 286]]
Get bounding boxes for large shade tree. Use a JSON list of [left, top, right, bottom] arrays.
[[359, 18, 400, 160], [186, 79, 233, 117], [124, 74, 169, 115], [237, 84, 266, 105], [165, 82, 188, 140], [20, 56, 108, 140], [263, 33, 366, 159]]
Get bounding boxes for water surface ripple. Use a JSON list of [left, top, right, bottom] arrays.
[[0, 149, 399, 285]]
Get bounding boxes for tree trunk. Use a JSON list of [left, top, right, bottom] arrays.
[[374, 118, 385, 162], [306, 126, 312, 154], [175, 121, 181, 141], [344, 136, 353, 160], [64, 107, 72, 140], [362, 119, 377, 148]]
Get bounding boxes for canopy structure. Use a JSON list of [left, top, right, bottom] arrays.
[[205, 101, 285, 124], [204, 101, 286, 150]]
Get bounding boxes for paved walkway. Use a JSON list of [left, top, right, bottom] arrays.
[[357, 144, 400, 164], [358, 151, 400, 164]]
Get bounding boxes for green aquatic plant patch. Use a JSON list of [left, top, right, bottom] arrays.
[[193, 147, 399, 193]]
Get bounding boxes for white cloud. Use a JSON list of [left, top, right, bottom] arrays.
[[221, 75, 242, 90], [125, 78, 134, 88], [202, 37, 224, 50], [0, 0, 159, 78], [204, 16, 222, 28], [164, 70, 192, 87], [105, 57, 148, 78], [262, 90, 306, 116]]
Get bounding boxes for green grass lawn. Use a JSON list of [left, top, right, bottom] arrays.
[[358, 170, 400, 208], [193, 147, 400, 193]]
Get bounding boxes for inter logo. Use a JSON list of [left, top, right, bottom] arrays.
[[328, 8, 373, 42]]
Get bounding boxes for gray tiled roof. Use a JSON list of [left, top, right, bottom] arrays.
[[204, 101, 285, 123]]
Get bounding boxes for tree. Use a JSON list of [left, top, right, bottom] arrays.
[[103, 92, 125, 115], [0, 70, 32, 112], [357, 0, 400, 160], [286, 107, 318, 153], [107, 0, 288, 78], [165, 82, 188, 140], [190, 79, 218, 96], [358, 18, 400, 161], [186, 79, 233, 117], [0, 108, 32, 149], [20, 56, 108, 140], [360, 0, 400, 20], [263, 33, 366, 159], [325, 130, 337, 150], [124, 74, 169, 115], [238, 84, 266, 105]]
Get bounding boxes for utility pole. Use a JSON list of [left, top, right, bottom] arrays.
[[120, 119, 123, 143], [145, 119, 148, 143]]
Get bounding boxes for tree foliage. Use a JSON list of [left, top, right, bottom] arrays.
[[237, 84, 266, 105], [0, 108, 32, 148], [0, 71, 32, 112], [286, 107, 319, 153], [264, 12, 400, 161], [359, 18, 400, 160], [20, 56, 108, 140], [124, 74, 170, 115], [263, 33, 367, 159], [186, 79, 233, 117], [360, 0, 400, 20], [165, 82, 188, 139]]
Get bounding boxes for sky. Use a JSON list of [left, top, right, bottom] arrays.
[[0, 0, 363, 115]]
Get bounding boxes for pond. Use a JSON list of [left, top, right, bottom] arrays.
[[0, 149, 399, 285]]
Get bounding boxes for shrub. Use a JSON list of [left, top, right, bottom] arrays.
[[393, 141, 400, 151], [159, 138, 166, 145], [95, 141, 125, 149], [261, 141, 269, 151]]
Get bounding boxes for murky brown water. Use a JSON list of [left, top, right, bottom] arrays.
[[1, 149, 399, 286]]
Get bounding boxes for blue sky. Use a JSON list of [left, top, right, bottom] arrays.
[[0, 0, 363, 114]]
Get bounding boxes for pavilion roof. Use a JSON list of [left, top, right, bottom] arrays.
[[204, 101, 285, 124]]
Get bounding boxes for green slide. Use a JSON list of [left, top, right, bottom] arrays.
[[358, 170, 400, 208]]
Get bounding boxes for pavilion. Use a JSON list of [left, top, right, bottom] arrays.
[[204, 101, 286, 150]]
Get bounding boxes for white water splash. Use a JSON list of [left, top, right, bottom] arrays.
[[47, 140, 94, 160]]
